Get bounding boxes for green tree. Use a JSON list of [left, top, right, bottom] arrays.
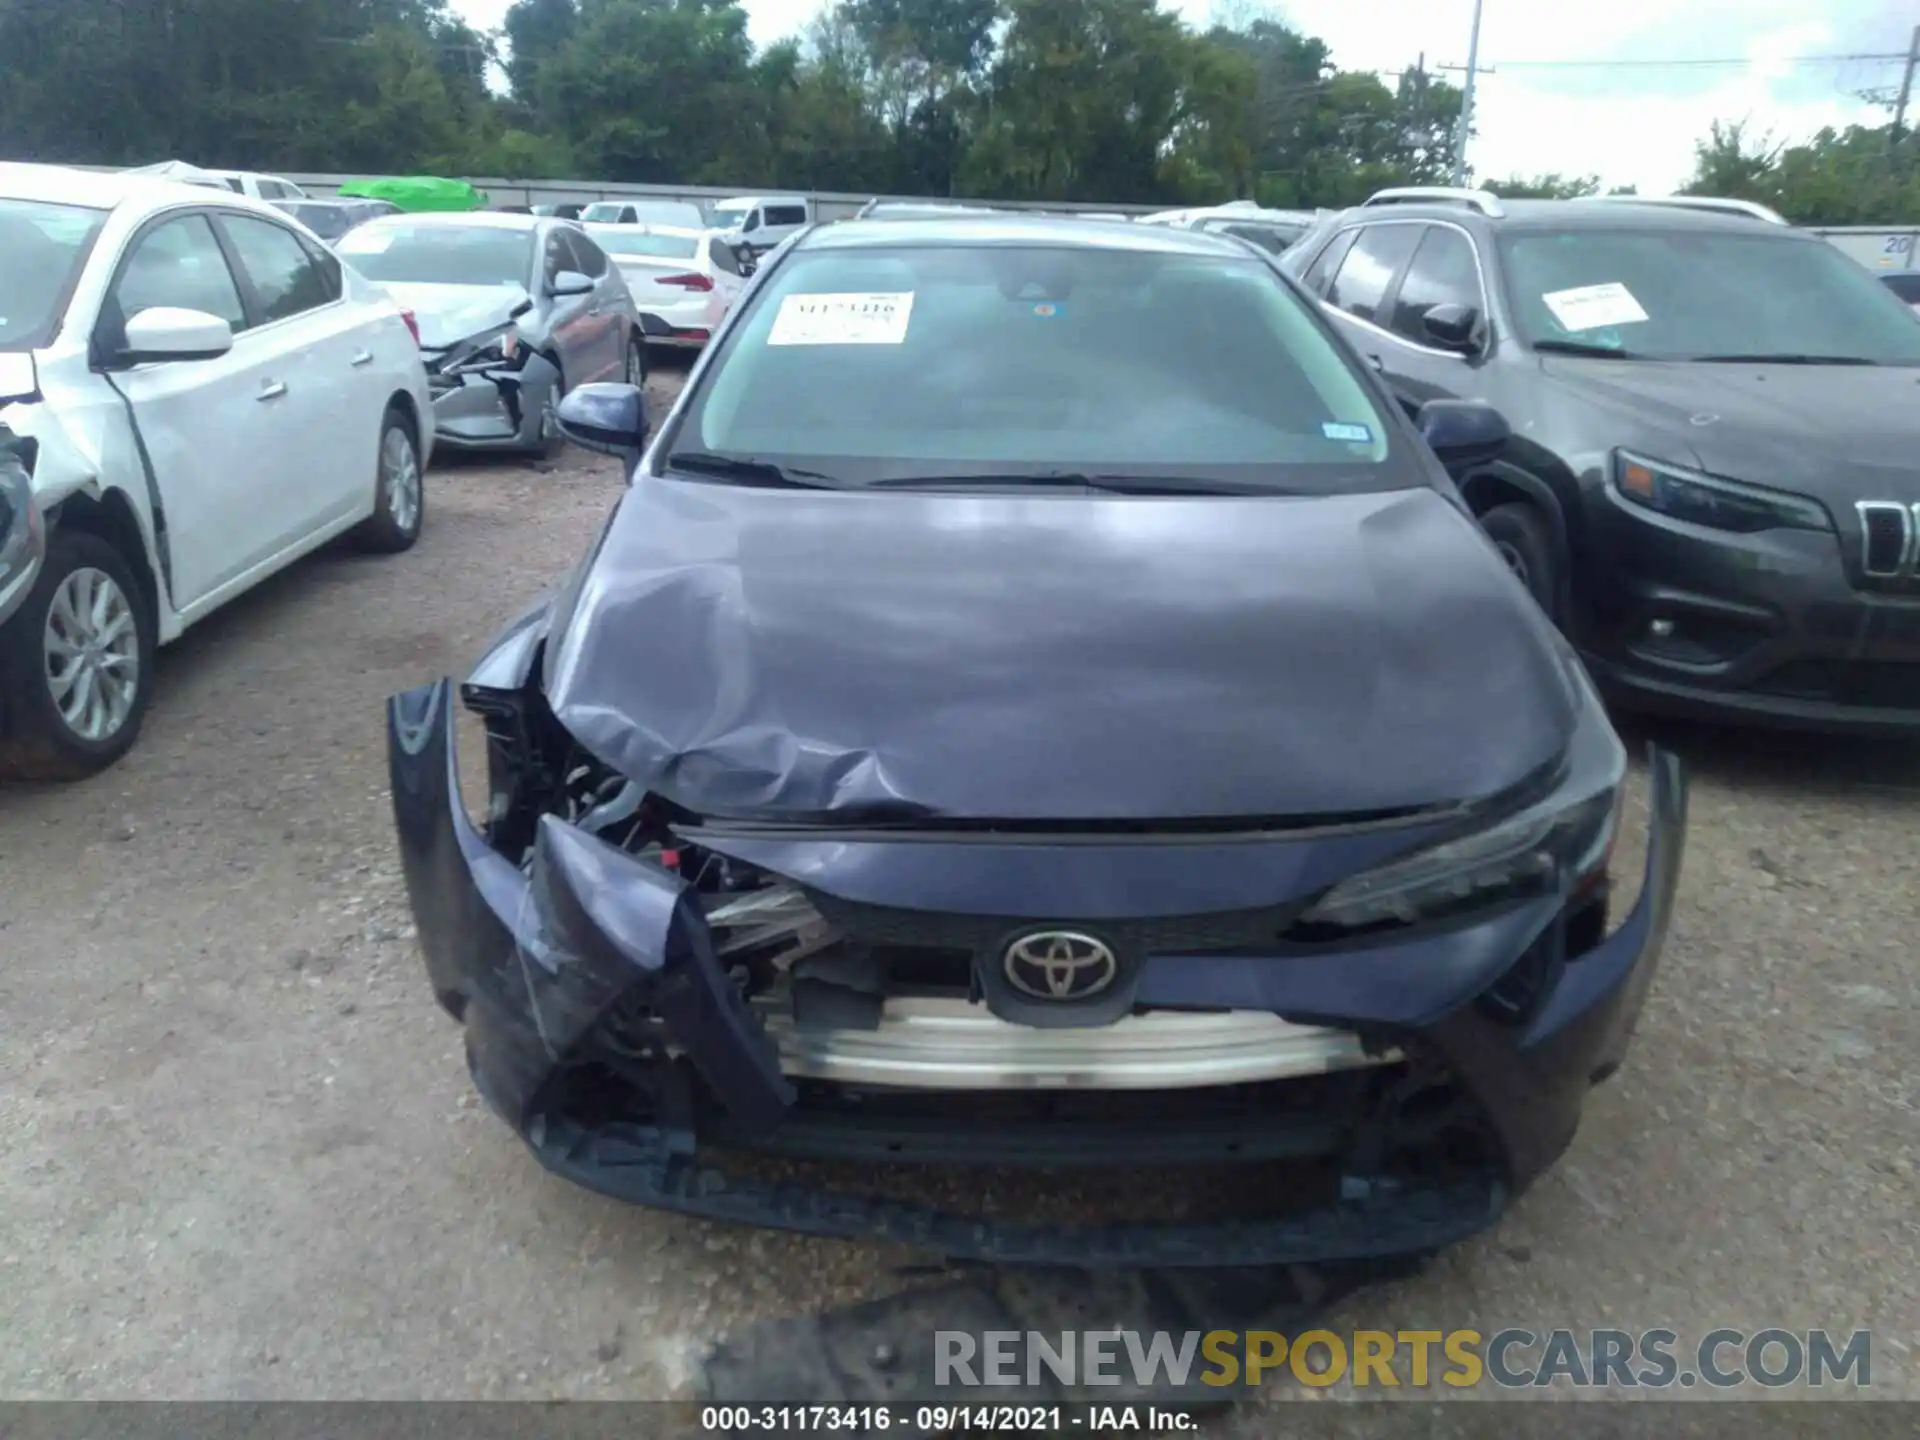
[[534, 0, 764, 183], [1484, 173, 1603, 200]]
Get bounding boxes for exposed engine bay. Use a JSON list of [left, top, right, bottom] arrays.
[[470, 674, 976, 1039]]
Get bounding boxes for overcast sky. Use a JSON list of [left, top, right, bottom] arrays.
[[451, 0, 1915, 191]]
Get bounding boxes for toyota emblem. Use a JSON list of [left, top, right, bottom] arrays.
[[1002, 930, 1119, 1000]]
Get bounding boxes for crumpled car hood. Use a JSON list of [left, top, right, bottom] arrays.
[[377, 281, 533, 350], [540, 479, 1577, 824]]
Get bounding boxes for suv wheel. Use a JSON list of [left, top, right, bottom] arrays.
[[1480, 501, 1558, 620], [0, 529, 155, 781]]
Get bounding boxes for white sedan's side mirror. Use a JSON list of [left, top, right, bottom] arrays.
[[122, 307, 235, 363]]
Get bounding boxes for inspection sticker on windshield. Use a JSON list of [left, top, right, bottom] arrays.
[[767, 291, 914, 346], [1541, 282, 1647, 331], [1322, 421, 1373, 443]]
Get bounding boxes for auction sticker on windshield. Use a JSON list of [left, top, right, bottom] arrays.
[[1542, 282, 1647, 331], [768, 292, 914, 346]]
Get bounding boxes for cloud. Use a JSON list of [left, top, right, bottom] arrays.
[[1266, 0, 1900, 190], [451, 0, 1908, 191]]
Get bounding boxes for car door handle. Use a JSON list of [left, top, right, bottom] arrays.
[[350, 350, 374, 367], [257, 380, 288, 401], [1367, 354, 1385, 372]]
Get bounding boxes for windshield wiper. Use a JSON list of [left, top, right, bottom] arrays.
[[865, 471, 1262, 495], [1532, 339, 1648, 359], [665, 452, 844, 489], [1688, 353, 1880, 365]]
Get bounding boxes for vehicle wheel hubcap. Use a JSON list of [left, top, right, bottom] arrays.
[[44, 567, 140, 743], [383, 427, 420, 532]]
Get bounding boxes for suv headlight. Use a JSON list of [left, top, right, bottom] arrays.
[[1299, 670, 1627, 931], [1613, 450, 1830, 534]]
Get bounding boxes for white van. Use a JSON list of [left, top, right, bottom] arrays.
[[710, 195, 814, 256]]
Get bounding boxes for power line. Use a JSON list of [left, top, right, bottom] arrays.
[[1472, 50, 1908, 70]]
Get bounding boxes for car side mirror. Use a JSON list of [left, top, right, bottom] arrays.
[[557, 382, 649, 459], [1418, 398, 1509, 472], [0, 351, 38, 404], [121, 307, 235, 364], [1421, 302, 1482, 354], [549, 269, 594, 298]]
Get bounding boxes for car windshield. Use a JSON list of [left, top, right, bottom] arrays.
[[712, 204, 752, 228], [0, 198, 108, 351], [1500, 228, 1920, 363], [336, 223, 533, 287], [599, 230, 701, 261], [673, 241, 1397, 489]]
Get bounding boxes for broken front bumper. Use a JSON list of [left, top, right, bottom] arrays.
[[423, 342, 558, 450], [388, 680, 1688, 1267]]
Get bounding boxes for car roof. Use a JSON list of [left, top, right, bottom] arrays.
[[1183, 205, 1318, 225], [1332, 197, 1809, 238], [357, 209, 542, 231], [0, 161, 226, 212], [587, 222, 706, 240], [800, 213, 1260, 257]]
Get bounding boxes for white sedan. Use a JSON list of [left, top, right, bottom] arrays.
[[0, 162, 434, 781], [586, 223, 749, 348]]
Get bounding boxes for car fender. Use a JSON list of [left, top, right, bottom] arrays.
[[1458, 457, 1578, 624]]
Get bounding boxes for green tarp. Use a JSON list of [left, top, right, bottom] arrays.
[[335, 176, 488, 212]]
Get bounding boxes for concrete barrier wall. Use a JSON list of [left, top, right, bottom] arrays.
[[279, 172, 1158, 219], [52, 161, 1160, 217]]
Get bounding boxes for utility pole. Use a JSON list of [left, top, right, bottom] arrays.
[[1449, 0, 1486, 186], [1892, 24, 1920, 152]]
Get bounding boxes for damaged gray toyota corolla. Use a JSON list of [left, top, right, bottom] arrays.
[[387, 215, 1690, 1267]]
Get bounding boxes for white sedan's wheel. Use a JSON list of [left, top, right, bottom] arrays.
[[354, 406, 424, 553], [382, 424, 421, 535], [0, 528, 154, 782], [44, 566, 141, 743]]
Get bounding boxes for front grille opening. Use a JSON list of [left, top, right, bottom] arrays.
[[1624, 610, 1771, 668], [1478, 930, 1557, 1025], [879, 943, 975, 992], [537, 1046, 1505, 1231], [1565, 891, 1607, 960], [1861, 506, 1910, 576]]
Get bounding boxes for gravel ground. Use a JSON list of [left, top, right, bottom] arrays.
[[1, 357, 1915, 1407]]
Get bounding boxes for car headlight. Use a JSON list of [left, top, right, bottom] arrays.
[[1613, 450, 1830, 534], [1299, 672, 1627, 931]]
